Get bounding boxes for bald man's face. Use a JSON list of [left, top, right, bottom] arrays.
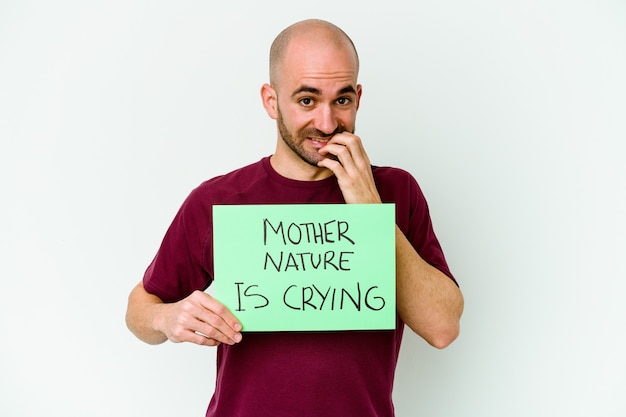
[[272, 35, 361, 167]]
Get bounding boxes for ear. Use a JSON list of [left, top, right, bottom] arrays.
[[355, 84, 363, 111], [261, 83, 278, 119]]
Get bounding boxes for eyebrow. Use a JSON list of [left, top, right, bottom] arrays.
[[291, 85, 357, 98]]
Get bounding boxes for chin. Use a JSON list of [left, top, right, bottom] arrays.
[[300, 155, 325, 167]]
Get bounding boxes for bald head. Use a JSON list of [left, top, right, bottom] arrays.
[[269, 19, 359, 87]]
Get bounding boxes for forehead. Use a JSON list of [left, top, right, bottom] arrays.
[[277, 36, 358, 93]]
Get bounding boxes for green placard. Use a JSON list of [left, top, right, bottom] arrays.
[[213, 204, 396, 331]]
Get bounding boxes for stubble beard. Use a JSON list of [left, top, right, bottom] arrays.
[[276, 107, 353, 167]]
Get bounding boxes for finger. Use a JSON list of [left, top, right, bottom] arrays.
[[317, 150, 346, 176], [199, 292, 243, 332], [193, 313, 243, 345], [322, 134, 370, 171], [326, 132, 364, 156], [194, 292, 243, 344], [165, 310, 224, 346], [193, 331, 223, 347], [319, 143, 351, 167]]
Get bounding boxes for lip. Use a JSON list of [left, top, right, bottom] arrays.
[[308, 138, 330, 147]]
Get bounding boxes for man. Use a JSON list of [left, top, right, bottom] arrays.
[[126, 19, 463, 417]]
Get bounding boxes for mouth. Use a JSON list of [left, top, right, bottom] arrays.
[[308, 137, 330, 147], [307, 137, 338, 161]]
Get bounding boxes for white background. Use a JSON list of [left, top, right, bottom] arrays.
[[1, 1, 624, 416]]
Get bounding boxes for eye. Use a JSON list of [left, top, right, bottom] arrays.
[[299, 97, 314, 107], [336, 97, 351, 105]]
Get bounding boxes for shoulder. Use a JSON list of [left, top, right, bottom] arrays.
[[185, 158, 269, 205], [373, 165, 416, 181], [372, 165, 424, 197]]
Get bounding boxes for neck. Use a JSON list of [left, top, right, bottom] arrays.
[[269, 152, 334, 181]]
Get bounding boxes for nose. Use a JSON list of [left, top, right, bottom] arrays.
[[314, 105, 339, 135]]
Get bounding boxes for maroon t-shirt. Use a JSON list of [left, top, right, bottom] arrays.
[[143, 156, 455, 417]]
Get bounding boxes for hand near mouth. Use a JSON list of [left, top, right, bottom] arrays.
[[317, 132, 382, 204]]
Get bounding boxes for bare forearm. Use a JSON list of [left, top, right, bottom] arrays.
[[125, 281, 169, 345], [395, 227, 464, 348]]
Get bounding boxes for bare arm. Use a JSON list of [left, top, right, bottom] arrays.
[[126, 281, 242, 347], [318, 133, 463, 348], [395, 227, 463, 348]]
